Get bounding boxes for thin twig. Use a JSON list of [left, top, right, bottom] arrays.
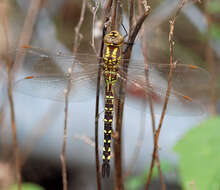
[[14, 0, 43, 72], [138, 1, 166, 189], [123, 0, 147, 180], [61, 1, 87, 190], [129, 0, 134, 37], [113, 2, 150, 190], [111, 0, 118, 30], [203, 0, 217, 115], [123, 3, 151, 56], [144, 1, 199, 189], [103, 0, 114, 19], [94, 25, 107, 190], [88, 0, 100, 55], [0, 2, 22, 190], [142, 23, 166, 190]]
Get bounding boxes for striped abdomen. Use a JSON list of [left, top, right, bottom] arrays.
[[102, 46, 121, 177], [102, 87, 114, 177]]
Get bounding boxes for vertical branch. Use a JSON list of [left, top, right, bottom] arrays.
[[14, 0, 43, 71], [0, 2, 22, 190], [94, 25, 107, 190], [138, 1, 166, 189], [61, 1, 87, 190], [129, 0, 134, 37], [144, 1, 199, 189], [111, 0, 118, 30], [142, 30, 166, 190], [113, 2, 150, 189], [112, 1, 124, 189], [203, 0, 217, 115]]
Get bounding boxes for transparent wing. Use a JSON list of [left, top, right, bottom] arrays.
[[12, 47, 100, 76], [114, 64, 207, 116], [12, 47, 208, 115], [12, 47, 102, 101], [14, 74, 99, 102], [121, 60, 210, 90]]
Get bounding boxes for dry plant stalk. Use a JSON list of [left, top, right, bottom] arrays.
[[0, 2, 22, 190], [61, 1, 87, 190], [14, 0, 44, 72], [0, 1, 43, 188], [144, 0, 200, 189], [141, 28, 166, 190], [203, 0, 217, 115], [94, 26, 106, 190], [113, 1, 150, 189], [137, 0, 166, 189]]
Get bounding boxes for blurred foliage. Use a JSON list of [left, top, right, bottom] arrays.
[[9, 183, 45, 190], [125, 161, 173, 190], [174, 117, 220, 190], [211, 24, 220, 40], [207, 0, 220, 14]]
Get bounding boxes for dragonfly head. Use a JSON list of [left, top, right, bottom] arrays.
[[104, 31, 124, 46]]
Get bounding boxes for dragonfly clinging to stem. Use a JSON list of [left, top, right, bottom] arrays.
[[11, 30, 209, 178]]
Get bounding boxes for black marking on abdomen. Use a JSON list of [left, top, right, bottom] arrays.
[[102, 89, 114, 178]]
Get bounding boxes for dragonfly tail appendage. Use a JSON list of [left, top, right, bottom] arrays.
[[102, 162, 110, 178], [102, 90, 114, 178]]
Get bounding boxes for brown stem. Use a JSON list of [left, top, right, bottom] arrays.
[[114, 98, 124, 190], [144, 1, 200, 189], [94, 24, 107, 190], [203, 0, 217, 115], [61, 1, 87, 190], [124, 5, 150, 55], [14, 0, 43, 72], [1, 3, 22, 189], [139, 7, 166, 187], [111, 0, 118, 30], [114, 3, 150, 190], [8, 71, 22, 190]]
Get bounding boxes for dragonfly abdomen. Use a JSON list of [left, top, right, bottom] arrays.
[[102, 90, 114, 177]]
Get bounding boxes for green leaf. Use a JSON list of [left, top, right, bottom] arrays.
[[9, 183, 45, 190], [174, 117, 220, 190], [207, 0, 220, 14], [125, 161, 173, 190], [211, 24, 220, 40]]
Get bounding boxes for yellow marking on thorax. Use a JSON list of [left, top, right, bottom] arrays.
[[112, 48, 118, 58], [105, 47, 110, 58]]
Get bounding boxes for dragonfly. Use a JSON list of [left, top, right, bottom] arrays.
[[12, 31, 209, 178]]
